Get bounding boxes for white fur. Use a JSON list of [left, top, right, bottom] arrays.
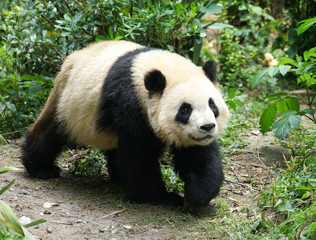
[[56, 41, 142, 149], [55, 41, 230, 149], [132, 50, 230, 147]]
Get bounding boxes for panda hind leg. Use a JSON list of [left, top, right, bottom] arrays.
[[21, 121, 65, 179], [104, 150, 120, 183], [116, 139, 184, 206]]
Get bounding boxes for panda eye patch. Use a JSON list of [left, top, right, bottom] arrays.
[[209, 98, 219, 117], [176, 103, 192, 124], [181, 103, 192, 114]]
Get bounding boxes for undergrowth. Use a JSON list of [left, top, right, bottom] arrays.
[[256, 128, 316, 239]]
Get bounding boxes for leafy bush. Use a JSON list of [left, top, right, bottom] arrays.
[[0, 0, 224, 135], [215, 1, 274, 88], [252, 18, 315, 139]]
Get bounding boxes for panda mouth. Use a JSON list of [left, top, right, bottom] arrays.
[[189, 135, 213, 142]]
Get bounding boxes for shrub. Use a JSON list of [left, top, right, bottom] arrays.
[[0, 0, 223, 135]]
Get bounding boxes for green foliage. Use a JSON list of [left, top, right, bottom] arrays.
[[161, 166, 184, 193], [0, 167, 45, 240], [256, 129, 316, 239], [271, 1, 316, 58], [67, 148, 108, 177], [0, 0, 226, 135], [252, 43, 315, 138], [216, 1, 274, 88]]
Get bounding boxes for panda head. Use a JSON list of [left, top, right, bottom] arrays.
[[143, 60, 230, 147]]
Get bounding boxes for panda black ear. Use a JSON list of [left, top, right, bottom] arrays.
[[144, 69, 166, 93], [203, 60, 217, 83]]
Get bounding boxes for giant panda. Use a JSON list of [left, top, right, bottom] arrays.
[[21, 40, 230, 206]]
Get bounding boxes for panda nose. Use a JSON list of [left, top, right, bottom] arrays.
[[200, 123, 216, 132]]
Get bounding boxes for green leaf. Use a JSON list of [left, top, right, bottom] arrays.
[[0, 167, 20, 174], [272, 117, 291, 139], [108, 27, 114, 40], [297, 17, 316, 35], [0, 200, 25, 236], [301, 109, 315, 116], [63, 13, 72, 22], [288, 115, 301, 129], [276, 97, 300, 113], [200, 4, 222, 15], [5, 102, 16, 112], [277, 111, 297, 118], [251, 69, 268, 88], [305, 222, 316, 236], [251, 6, 262, 15], [298, 72, 309, 84], [207, 23, 233, 29], [0, 102, 5, 114], [274, 200, 294, 212], [268, 67, 279, 78], [279, 65, 291, 76], [301, 191, 312, 199], [225, 100, 237, 111], [29, 83, 42, 95], [265, 92, 289, 101], [259, 104, 276, 134], [24, 219, 46, 228], [277, 57, 298, 67], [95, 35, 107, 42], [228, 89, 236, 99], [21, 75, 38, 80], [61, 31, 71, 37], [0, 179, 16, 195], [303, 47, 316, 61], [286, 97, 300, 111]]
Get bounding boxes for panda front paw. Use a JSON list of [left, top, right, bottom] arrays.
[[127, 191, 184, 206], [184, 174, 220, 207]]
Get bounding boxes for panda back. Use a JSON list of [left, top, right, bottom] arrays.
[[56, 41, 142, 149]]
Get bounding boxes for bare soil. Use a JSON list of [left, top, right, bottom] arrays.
[[0, 132, 287, 240]]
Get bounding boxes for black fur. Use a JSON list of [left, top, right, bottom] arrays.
[[21, 121, 65, 179], [96, 47, 183, 205], [175, 103, 192, 124], [144, 70, 166, 93], [209, 98, 219, 117], [203, 60, 217, 83], [173, 141, 224, 206]]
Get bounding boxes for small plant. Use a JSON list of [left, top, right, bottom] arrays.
[[252, 17, 316, 139], [0, 167, 46, 239], [67, 148, 107, 177], [161, 166, 184, 193]]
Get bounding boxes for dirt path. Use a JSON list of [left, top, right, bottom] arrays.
[[0, 135, 284, 239]]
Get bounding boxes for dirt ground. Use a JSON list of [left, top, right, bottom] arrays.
[[0, 132, 287, 240]]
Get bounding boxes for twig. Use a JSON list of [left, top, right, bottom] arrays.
[[221, 153, 241, 183], [224, 179, 253, 189], [1, 129, 26, 136], [74, 0, 84, 10], [50, 221, 73, 225], [222, 147, 264, 155], [101, 209, 125, 219]]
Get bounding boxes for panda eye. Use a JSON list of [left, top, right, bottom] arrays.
[[176, 103, 192, 124], [181, 103, 192, 114], [209, 98, 219, 118], [209, 98, 215, 108]]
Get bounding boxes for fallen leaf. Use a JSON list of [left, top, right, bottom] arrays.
[[43, 202, 60, 209]]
